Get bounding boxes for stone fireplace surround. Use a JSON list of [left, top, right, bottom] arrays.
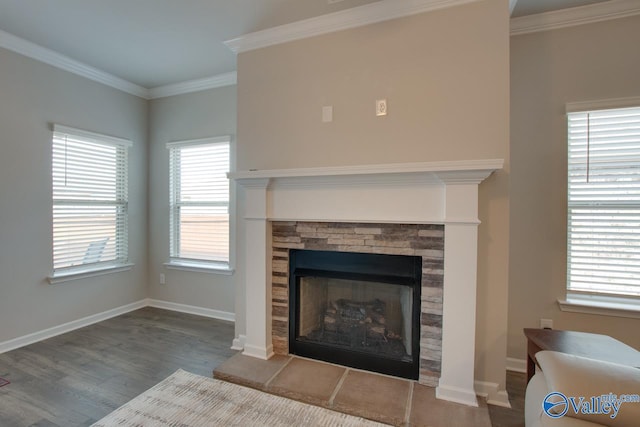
[[230, 159, 503, 407], [271, 221, 444, 385]]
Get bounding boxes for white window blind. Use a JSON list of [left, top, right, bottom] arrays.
[[168, 137, 230, 265], [52, 125, 130, 273], [567, 106, 640, 298]]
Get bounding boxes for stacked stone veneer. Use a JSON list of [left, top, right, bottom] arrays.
[[271, 221, 445, 387]]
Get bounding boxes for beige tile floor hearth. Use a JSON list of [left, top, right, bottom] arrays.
[[213, 354, 491, 427]]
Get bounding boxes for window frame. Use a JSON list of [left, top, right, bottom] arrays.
[[560, 98, 640, 317], [165, 136, 233, 274], [48, 124, 133, 284]]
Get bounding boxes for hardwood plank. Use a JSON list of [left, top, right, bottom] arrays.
[[0, 307, 236, 427], [487, 371, 526, 427]]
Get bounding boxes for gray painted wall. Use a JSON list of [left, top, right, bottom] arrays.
[[148, 87, 237, 316], [509, 15, 640, 360], [0, 48, 148, 343]]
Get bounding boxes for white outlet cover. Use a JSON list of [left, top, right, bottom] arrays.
[[540, 318, 553, 329], [376, 99, 387, 116], [322, 106, 333, 122]]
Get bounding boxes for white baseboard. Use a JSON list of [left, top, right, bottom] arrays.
[[506, 357, 527, 373], [0, 299, 147, 354], [474, 380, 511, 408], [436, 384, 479, 407], [231, 334, 246, 351], [146, 299, 235, 322], [0, 298, 236, 354], [242, 343, 274, 360]]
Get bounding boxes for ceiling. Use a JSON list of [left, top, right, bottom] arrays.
[[0, 0, 612, 89]]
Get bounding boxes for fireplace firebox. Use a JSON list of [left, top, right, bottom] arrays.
[[289, 249, 422, 380]]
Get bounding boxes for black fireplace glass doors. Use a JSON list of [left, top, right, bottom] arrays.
[[289, 250, 421, 380]]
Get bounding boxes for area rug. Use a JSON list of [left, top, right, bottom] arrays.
[[92, 369, 389, 426]]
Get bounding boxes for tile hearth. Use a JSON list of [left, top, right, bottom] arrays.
[[214, 353, 491, 427]]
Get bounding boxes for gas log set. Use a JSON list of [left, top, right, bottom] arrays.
[[302, 297, 408, 359]]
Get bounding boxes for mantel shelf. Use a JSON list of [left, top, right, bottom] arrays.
[[229, 159, 504, 184]]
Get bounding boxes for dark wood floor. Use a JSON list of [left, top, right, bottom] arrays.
[[0, 307, 236, 426], [488, 371, 527, 427], [0, 307, 525, 426]]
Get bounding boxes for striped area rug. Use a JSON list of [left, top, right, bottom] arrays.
[[92, 369, 389, 426]]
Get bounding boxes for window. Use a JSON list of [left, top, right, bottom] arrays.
[[168, 137, 230, 269], [51, 125, 131, 278], [567, 105, 640, 303]]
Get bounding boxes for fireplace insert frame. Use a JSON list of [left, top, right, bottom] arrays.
[[288, 249, 421, 380]]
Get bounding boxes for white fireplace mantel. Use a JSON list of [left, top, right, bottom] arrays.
[[230, 159, 503, 407], [230, 159, 502, 182]]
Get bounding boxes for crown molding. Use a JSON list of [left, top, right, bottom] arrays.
[[0, 29, 149, 98], [148, 72, 237, 99], [511, 0, 640, 36], [0, 29, 238, 100], [224, 0, 480, 54]]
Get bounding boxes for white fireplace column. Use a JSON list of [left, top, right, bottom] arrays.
[[436, 179, 482, 407], [231, 160, 503, 406], [237, 177, 274, 360]]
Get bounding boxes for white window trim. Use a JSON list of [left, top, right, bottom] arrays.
[[48, 263, 134, 284], [166, 135, 235, 271], [566, 96, 640, 114], [53, 124, 132, 147], [558, 293, 640, 319], [563, 97, 640, 315], [50, 124, 132, 281], [165, 135, 230, 149], [163, 260, 234, 275]]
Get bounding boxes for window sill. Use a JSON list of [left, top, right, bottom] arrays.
[[164, 261, 234, 275], [558, 294, 640, 319], [48, 263, 134, 284]]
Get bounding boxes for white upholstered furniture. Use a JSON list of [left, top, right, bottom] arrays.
[[525, 351, 640, 427]]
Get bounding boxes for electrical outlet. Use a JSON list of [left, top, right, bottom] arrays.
[[376, 99, 387, 116], [540, 318, 553, 329], [160, 273, 165, 285]]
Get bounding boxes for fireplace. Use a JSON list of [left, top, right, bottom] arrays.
[[289, 249, 421, 379], [271, 221, 444, 385], [231, 159, 503, 406]]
